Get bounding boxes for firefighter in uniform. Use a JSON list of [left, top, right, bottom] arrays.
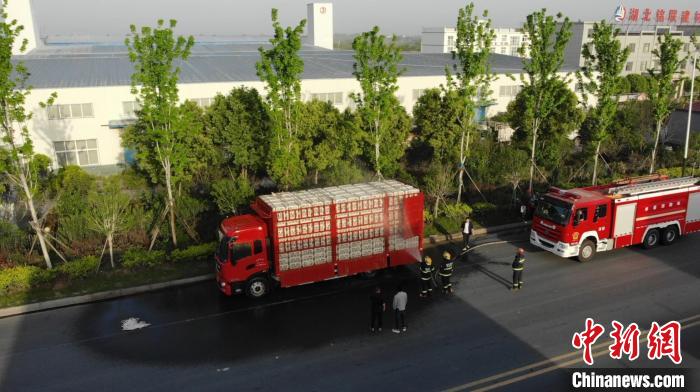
[[419, 255, 434, 297], [439, 251, 454, 294], [511, 248, 525, 290]]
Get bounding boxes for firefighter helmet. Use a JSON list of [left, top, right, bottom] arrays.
[[442, 251, 452, 260], [424, 256, 433, 265]]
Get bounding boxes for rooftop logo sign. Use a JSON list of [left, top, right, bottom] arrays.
[[615, 6, 700, 24], [614, 5, 626, 22]]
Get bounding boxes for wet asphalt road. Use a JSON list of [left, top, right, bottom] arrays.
[[0, 231, 699, 391]]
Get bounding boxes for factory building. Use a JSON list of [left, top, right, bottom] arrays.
[[8, 1, 578, 172]]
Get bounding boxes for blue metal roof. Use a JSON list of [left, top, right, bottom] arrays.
[[16, 43, 572, 89]]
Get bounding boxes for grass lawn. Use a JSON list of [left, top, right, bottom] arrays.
[[0, 261, 212, 309]]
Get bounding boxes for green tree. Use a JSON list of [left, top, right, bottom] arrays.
[[577, 21, 630, 185], [647, 32, 684, 174], [351, 26, 405, 178], [123, 19, 195, 248], [424, 162, 454, 218], [211, 176, 254, 216], [206, 87, 270, 179], [87, 177, 134, 268], [256, 9, 307, 190], [509, 80, 584, 175], [300, 100, 357, 185], [518, 9, 572, 192], [413, 88, 460, 164], [53, 166, 96, 253], [449, 2, 495, 202], [0, 2, 56, 268]]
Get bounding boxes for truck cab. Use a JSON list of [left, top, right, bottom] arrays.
[[530, 187, 612, 261], [215, 214, 270, 297]]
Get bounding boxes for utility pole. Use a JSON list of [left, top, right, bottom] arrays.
[[682, 52, 697, 177]]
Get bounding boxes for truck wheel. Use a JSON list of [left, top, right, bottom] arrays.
[[642, 229, 660, 249], [246, 276, 269, 298], [661, 226, 678, 245], [578, 240, 596, 262]]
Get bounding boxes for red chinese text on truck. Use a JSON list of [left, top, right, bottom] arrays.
[[530, 175, 700, 261], [215, 180, 424, 297]]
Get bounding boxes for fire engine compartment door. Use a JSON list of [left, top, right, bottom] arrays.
[[613, 203, 636, 248], [687, 192, 700, 223]]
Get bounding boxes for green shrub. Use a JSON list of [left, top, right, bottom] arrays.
[[443, 202, 472, 220], [122, 249, 167, 269], [170, 242, 217, 263], [0, 220, 29, 264], [472, 202, 497, 216], [0, 265, 55, 294], [58, 256, 100, 280]]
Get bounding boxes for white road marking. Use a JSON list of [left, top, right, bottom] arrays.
[[121, 317, 150, 331]]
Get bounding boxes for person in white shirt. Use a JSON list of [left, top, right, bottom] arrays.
[[462, 218, 473, 251], [392, 285, 408, 333]]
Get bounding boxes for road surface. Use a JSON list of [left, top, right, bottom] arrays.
[[1, 232, 698, 391]]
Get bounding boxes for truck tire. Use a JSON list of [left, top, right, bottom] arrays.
[[578, 240, 596, 262], [661, 226, 678, 245], [246, 276, 269, 298], [642, 229, 660, 249]]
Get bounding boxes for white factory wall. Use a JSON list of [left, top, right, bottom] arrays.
[[26, 72, 581, 170]]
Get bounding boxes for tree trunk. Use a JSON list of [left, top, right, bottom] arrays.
[[374, 118, 381, 178], [457, 129, 465, 203], [164, 163, 178, 247], [20, 172, 52, 269], [649, 120, 662, 174], [528, 123, 539, 193], [592, 141, 601, 186], [433, 196, 439, 218], [108, 233, 114, 269], [314, 169, 319, 185]]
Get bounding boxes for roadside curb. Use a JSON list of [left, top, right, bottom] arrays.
[[0, 273, 214, 319], [0, 221, 531, 318], [427, 221, 531, 245]]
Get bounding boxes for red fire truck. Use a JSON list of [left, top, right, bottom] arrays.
[[215, 180, 424, 297], [530, 175, 700, 262]]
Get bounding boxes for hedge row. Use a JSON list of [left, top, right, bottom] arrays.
[[0, 242, 217, 295]]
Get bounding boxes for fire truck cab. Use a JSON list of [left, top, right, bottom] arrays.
[[530, 175, 700, 262]]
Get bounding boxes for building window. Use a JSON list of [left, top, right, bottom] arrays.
[[499, 85, 522, 97], [510, 36, 520, 46], [188, 98, 214, 108], [500, 47, 506, 54], [587, 29, 594, 38], [625, 62, 633, 71], [447, 36, 454, 47], [310, 92, 343, 105], [47, 103, 94, 120], [54, 139, 99, 167], [501, 35, 507, 43], [510, 47, 519, 56], [643, 43, 650, 53], [122, 101, 141, 118], [627, 43, 635, 52], [412, 89, 426, 101]]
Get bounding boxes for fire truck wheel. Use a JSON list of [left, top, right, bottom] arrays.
[[642, 229, 660, 249], [578, 240, 596, 262], [661, 226, 678, 245], [246, 276, 269, 298]]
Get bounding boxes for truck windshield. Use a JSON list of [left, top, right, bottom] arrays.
[[535, 196, 572, 226], [217, 236, 230, 262]]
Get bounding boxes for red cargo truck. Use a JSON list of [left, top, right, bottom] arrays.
[[530, 175, 700, 261], [215, 180, 424, 297]]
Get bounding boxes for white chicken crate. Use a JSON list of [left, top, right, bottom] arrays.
[[290, 262, 302, 270]]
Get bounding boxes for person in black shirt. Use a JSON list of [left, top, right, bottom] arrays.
[[370, 286, 386, 332]]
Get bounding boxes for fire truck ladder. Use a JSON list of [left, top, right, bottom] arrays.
[[607, 176, 699, 197]]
